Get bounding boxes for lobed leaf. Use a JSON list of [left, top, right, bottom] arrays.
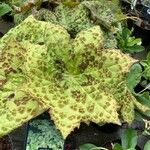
[[0, 16, 149, 138]]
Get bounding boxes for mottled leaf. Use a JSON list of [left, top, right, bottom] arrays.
[[0, 16, 148, 138]]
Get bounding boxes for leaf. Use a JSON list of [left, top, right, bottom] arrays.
[[125, 45, 144, 53], [0, 39, 48, 137], [144, 140, 150, 150], [117, 27, 144, 53], [143, 68, 150, 80], [136, 92, 150, 107], [79, 144, 108, 150], [16, 3, 92, 35], [136, 92, 150, 120], [122, 28, 131, 40], [79, 144, 98, 150], [82, 0, 125, 30], [127, 63, 142, 92], [0, 3, 12, 17], [140, 52, 150, 80], [126, 38, 141, 47], [147, 52, 150, 64], [0, 16, 149, 138], [121, 128, 138, 149], [140, 60, 149, 68], [113, 143, 123, 150], [135, 92, 150, 118]]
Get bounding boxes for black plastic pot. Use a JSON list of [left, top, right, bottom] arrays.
[[64, 121, 150, 150], [0, 135, 13, 150], [9, 124, 28, 150], [64, 123, 121, 150]]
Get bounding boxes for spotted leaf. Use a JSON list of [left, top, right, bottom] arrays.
[[0, 16, 148, 138]]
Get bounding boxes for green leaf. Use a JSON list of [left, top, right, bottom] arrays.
[[135, 110, 144, 121], [121, 129, 138, 149], [122, 27, 131, 40], [140, 60, 149, 68], [113, 143, 123, 150], [143, 68, 150, 80], [147, 52, 150, 64], [140, 52, 150, 80], [126, 38, 141, 47], [117, 26, 144, 53], [134, 91, 150, 119], [127, 63, 142, 92], [136, 92, 150, 107], [144, 140, 150, 150], [0, 3, 12, 17], [79, 144, 98, 150], [125, 45, 144, 53]]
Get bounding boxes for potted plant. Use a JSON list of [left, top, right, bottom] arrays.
[[0, 0, 150, 149]]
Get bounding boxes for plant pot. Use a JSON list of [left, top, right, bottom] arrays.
[[9, 124, 28, 150], [0, 135, 13, 150], [137, 134, 150, 149], [64, 123, 121, 150], [64, 121, 150, 150]]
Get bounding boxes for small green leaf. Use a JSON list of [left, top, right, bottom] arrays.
[[122, 27, 131, 40], [140, 60, 149, 68], [136, 92, 150, 107], [134, 91, 150, 118], [79, 143, 98, 150], [127, 38, 141, 47], [147, 52, 150, 64], [117, 26, 144, 53], [144, 140, 150, 150], [140, 52, 150, 80], [143, 68, 150, 80], [125, 45, 144, 53], [135, 110, 144, 121], [0, 3, 12, 17], [113, 143, 123, 150], [121, 129, 137, 149], [127, 64, 142, 92]]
